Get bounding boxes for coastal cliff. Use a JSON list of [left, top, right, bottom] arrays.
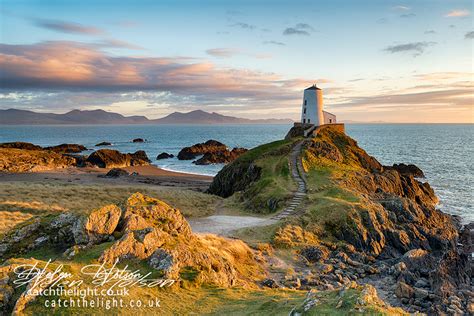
[[209, 125, 472, 314]]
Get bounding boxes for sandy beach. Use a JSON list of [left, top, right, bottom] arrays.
[[0, 164, 213, 191]]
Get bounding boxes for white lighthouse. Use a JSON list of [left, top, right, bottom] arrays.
[[300, 84, 336, 126]]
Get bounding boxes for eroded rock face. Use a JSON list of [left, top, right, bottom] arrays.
[[207, 162, 262, 198], [83, 204, 122, 243], [177, 140, 227, 160], [0, 148, 76, 172], [385, 163, 425, 178], [86, 149, 150, 168], [193, 147, 248, 165]]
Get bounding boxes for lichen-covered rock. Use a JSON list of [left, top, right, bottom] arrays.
[[99, 193, 264, 288], [84, 205, 122, 240]]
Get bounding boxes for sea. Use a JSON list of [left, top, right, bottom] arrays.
[[0, 124, 472, 223]]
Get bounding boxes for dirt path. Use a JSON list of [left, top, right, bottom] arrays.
[[189, 215, 277, 236], [271, 140, 307, 220], [189, 141, 308, 235]]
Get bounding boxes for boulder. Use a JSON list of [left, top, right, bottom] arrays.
[[44, 143, 87, 153], [395, 281, 414, 299], [102, 168, 130, 178], [132, 138, 145, 143], [86, 149, 150, 168], [157, 152, 174, 160], [75, 204, 122, 244], [193, 147, 248, 165], [95, 142, 112, 146], [177, 139, 227, 160], [129, 150, 151, 165], [0, 142, 42, 150], [300, 246, 328, 263]]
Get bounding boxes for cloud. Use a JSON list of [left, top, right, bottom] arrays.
[[424, 30, 436, 34], [400, 13, 416, 18], [334, 87, 473, 109], [445, 9, 470, 17], [205, 48, 271, 59], [262, 41, 285, 46], [0, 41, 302, 109], [229, 22, 256, 30], [283, 28, 309, 36], [283, 23, 314, 36], [206, 48, 239, 58], [383, 41, 436, 56], [92, 39, 143, 50], [34, 19, 103, 35], [465, 31, 474, 39], [392, 5, 410, 11]]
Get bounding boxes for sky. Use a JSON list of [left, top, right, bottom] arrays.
[[0, 0, 472, 123]]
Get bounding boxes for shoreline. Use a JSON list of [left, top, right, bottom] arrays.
[[0, 164, 213, 191]]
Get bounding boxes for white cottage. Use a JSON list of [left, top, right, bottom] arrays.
[[300, 85, 336, 126]]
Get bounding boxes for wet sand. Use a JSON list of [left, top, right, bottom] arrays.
[[0, 165, 213, 191]]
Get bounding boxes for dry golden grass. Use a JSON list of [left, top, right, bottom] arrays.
[[0, 181, 221, 235], [0, 211, 34, 235]]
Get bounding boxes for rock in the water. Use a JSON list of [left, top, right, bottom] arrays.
[[385, 163, 425, 178], [0, 142, 42, 150], [44, 143, 87, 153], [95, 142, 112, 146], [86, 149, 150, 168], [193, 147, 248, 165], [177, 139, 227, 160], [156, 152, 174, 160], [103, 168, 130, 178], [132, 138, 145, 143]]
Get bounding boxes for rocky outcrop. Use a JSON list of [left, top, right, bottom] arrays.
[[85, 149, 151, 168], [177, 140, 227, 160], [0, 147, 76, 172], [44, 143, 87, 153], [157, 152, 174, 160], [132, 138, 145, 143], [384, 163, 425, 178], [207, 161, 261, 198], [0, 142, 43, 150], [284, 124, 307, 139], [193, 147, 248, 165], [95, 142, 112, 146]]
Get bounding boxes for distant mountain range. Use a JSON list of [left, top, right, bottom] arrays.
[[0, 109, 293, 125]]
